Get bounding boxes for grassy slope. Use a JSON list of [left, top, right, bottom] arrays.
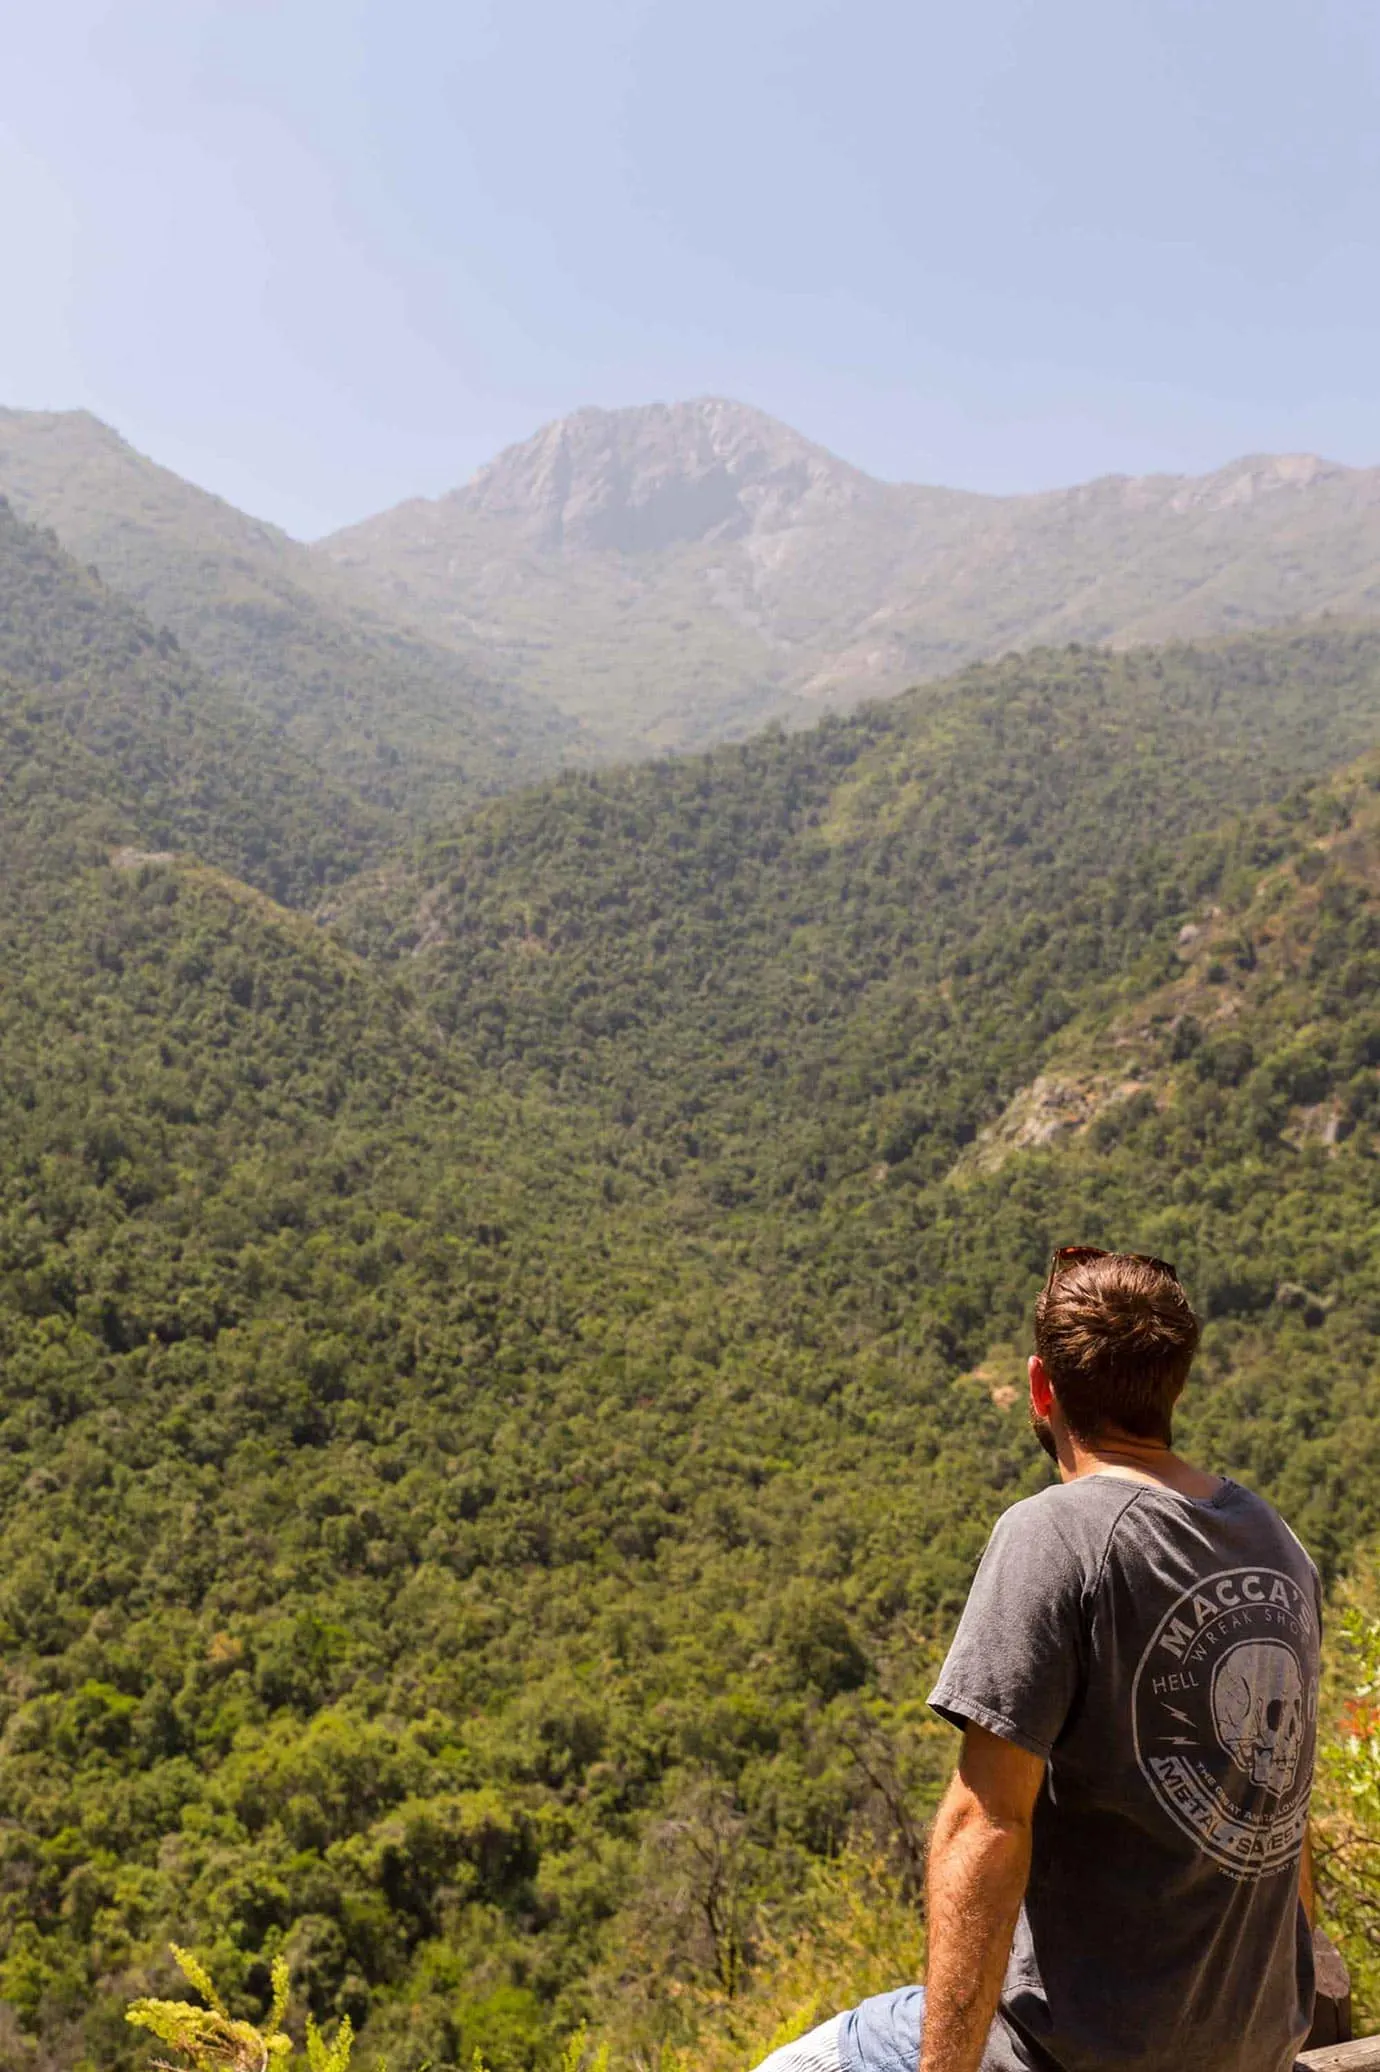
[[0, 411, 578, 814]]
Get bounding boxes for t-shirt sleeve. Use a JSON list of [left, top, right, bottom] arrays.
[[928, 1500, 1090, 1759]]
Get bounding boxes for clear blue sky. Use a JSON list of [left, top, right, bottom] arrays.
[[3, 0, 1378, 537]]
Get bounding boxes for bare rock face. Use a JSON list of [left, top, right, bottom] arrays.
[[451, 398, 882, 553], [956, 1073, 1155, 1180]]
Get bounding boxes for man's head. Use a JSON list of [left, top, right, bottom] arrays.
[[1029, 1247, 1201, 1461]]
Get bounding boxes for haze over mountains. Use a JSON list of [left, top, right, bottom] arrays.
[[324, 398, 1380, 749], [8, 398, 1380, 768]]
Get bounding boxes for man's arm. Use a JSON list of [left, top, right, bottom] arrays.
[[920, 1722, 1046, 2072]]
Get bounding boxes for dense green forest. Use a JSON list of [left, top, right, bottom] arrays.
[[0, 502, 384, 902], [6, 493, 1380, 2070]]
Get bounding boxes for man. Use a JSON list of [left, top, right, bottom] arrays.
[[756, 1248, 1320, 2072]]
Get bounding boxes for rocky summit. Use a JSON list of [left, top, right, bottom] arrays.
[[450, 398, 888, 552]]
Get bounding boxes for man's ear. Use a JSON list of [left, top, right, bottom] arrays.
[[1028, 1353, 1054, 1417]]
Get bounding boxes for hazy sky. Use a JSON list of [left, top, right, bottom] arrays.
[[4, 0, 1378, 536]]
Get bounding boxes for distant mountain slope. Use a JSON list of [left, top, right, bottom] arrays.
[[0, 499, 379, 901], [319, 398, 1380, 753], [0, 409, 577, 812]]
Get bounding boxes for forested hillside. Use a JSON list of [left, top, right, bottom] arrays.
[[0, 412, 576, 815], [342, 624, 1380, 1213], [6, 611, 1380, 2069], [0, 501, 381, 903]]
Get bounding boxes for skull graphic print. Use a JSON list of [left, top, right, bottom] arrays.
[[1211, 1641, 1306, 1795], [1132, 1566, 1317, 1879]]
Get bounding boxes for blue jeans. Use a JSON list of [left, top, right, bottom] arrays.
[[753, 2012, 845, 2072], [753, 1989, 1018, 2072]]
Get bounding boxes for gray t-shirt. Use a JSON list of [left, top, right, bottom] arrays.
[[923, 1475, 1320, 2072]]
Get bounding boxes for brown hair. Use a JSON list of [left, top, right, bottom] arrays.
[[1034, 1250, 1200, 1444]]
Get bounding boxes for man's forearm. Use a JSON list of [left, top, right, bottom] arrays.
[[920, 1783, 1032, 2072]]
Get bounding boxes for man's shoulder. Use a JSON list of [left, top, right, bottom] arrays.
[[990, 1476, 1144, 1568], [1015, 1476, 1322, 1598], [997, 1474, 1149, 1530], [1222, 1480, 1322, 1582]]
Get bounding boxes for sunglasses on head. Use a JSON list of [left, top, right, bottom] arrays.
[[1045, 1244, 1180, 1285]]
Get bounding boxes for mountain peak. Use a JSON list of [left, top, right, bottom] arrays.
[[451, 397, 882, 551]]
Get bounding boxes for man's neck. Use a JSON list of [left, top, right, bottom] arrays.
[[1060, 1431, 1223, 1500]]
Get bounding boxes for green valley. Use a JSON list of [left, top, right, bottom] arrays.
[[5, 503, 1380, 2070]]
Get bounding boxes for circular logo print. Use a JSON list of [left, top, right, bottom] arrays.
[[1132, 1565, 1317, 1881]]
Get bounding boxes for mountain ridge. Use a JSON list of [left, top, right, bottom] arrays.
[[11, 394, 1380, 766], [360, 399, 1363, 542], [319, 398, 1380, 751]]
